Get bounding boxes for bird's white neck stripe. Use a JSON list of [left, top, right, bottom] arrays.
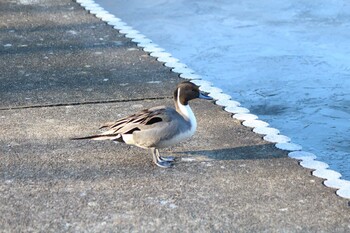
[[177, 89, 197, 130]]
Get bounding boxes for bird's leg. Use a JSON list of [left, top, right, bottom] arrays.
[[156, 149, 175, 162], [151, 148, 172, 168]]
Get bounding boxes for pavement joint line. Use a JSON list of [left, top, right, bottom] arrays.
[[76, 0, 350, 199], [0, 96, 172, 111]]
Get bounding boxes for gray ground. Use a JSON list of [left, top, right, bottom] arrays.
[[0, 0, 349, 232]]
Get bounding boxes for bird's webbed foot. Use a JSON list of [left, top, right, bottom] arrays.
[[151, 149, 175, 168]]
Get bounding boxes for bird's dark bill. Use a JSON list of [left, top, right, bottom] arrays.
[[199, 92, 213, 100]]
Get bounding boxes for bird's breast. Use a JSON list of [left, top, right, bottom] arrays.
[[156, 125, 196, 148]]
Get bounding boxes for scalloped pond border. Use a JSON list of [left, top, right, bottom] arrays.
[[75, 0, 350, 200]]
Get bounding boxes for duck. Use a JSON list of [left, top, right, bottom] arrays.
[[71, 81, 212, 168]]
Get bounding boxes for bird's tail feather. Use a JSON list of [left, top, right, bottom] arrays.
[[70, 134, 122, 141]]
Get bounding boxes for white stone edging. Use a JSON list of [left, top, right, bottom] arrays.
[[75, 0, 350, 200]]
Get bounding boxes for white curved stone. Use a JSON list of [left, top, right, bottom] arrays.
[[79, 0, 95, 5], [190, 79, 211, 85], [88, 7, 105, 15], [150, 51, 172, 58], [110, 21, 127, 28], [94, 9, 108, 16], [336, 187, 350, 199], [209, 92, 231, 101], [137, 41, 155, 48], [164, 62, 183, 68], [275, 142, 302, 151], [83, 5, 97, 11], [131, 37, 152, 44], [233, 113, 258, 121], [105, 18, 121, 25], [215, 99, 240, 107], [81, 1, 96, 5], [85, 5, 102, 12], [103, 15, 119, 22], [312, 168, 342, 180], [143, 45, 165, 53], [264, 134, 291, 143], [173, 63, 194, 74], [125, 33, 144, 39], [205, 86, 223, 94], [288, 151, 317, 160], [106, 15, 122, 22], [122, 29, 141, 36], [190, 80, 212, 89], [143, 47, 164, 53], [87, 4, 100, 8], [119, 26, 138, 34], [86, 4, 101, 8], [172, 67, 195, 74], [95, 12, 115, 21], [129, 34, 147, 41], [157, 56, 180, 63], [114, 25, 132, 31], [207, 90, 222, 98], [119, 29, 139, 35], [253, 126, 280, 135], [164, 62, 187, 69], [324, 179, 350, 189], [243, 119, 269, 128], [210, 92, 231, 100], [300, 160, 329, 170], [80, 2, 98, 8], [179, 73, 201, 80], [94, 9, 109, 15], [101, 14, 118, 22], [225, 106, 250, 114]]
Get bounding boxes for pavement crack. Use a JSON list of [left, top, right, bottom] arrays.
[[0, 96, 172, 111]]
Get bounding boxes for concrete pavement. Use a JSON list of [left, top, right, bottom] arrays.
[[0, 0, 349, 232]]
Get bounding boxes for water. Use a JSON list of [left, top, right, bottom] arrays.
[[95, 0, 350, 179]]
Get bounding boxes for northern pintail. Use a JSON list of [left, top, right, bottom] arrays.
[[71, 81, 212, 168]]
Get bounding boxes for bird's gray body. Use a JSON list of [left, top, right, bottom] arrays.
[[71, 81, 212, 168], [99, 106, 192, 149]]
